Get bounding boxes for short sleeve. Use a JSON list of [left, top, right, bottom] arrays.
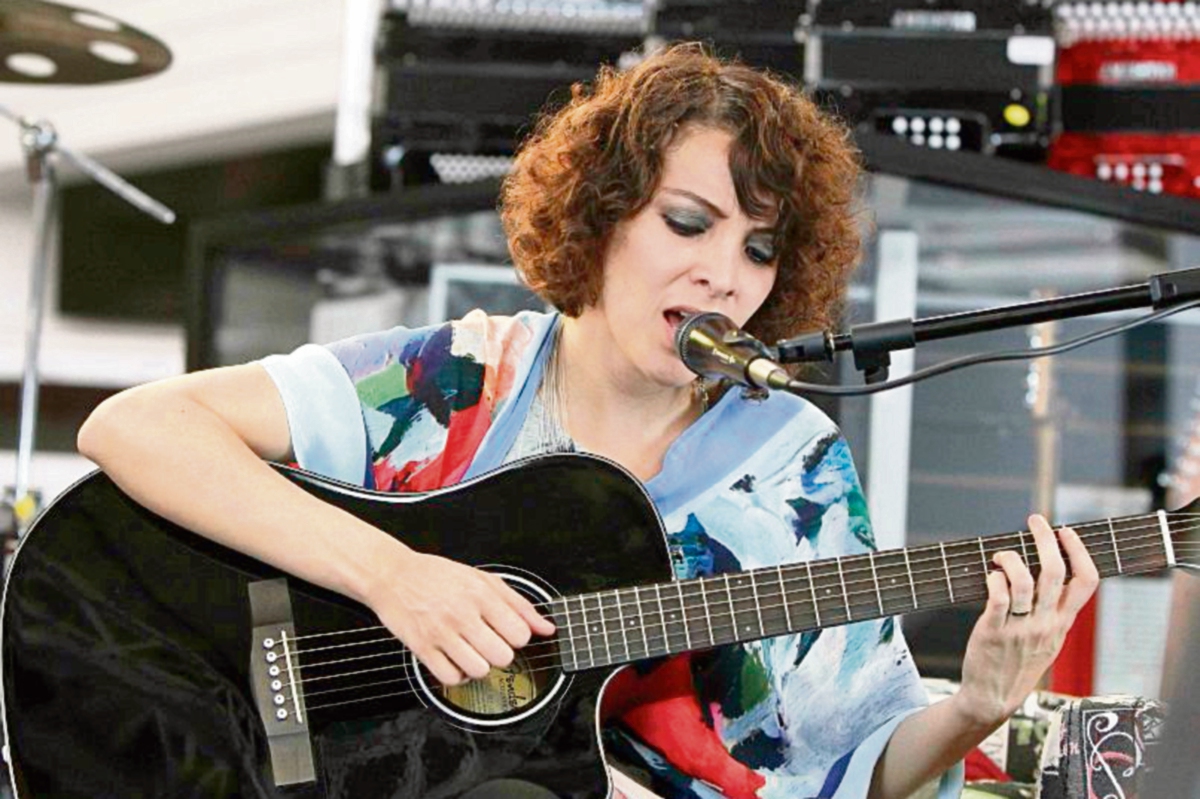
[[261, 311, 551, 494], [260, 343, 368, 485]]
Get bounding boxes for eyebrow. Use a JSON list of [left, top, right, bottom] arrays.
[[661, 187, 778, 232]]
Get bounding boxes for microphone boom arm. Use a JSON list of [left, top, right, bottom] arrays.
[[776, 266, 1200, 383]]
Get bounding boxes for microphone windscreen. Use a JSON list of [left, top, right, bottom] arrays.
[[674, 312, 734, 373]]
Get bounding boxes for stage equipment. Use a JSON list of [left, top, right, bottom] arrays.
[[1, 452, 1196, 797], [371, 1, 817, 188], [1048, 0, 1200, 198], [0, 0, 171, 84], [674, 312, 789, 390], [676, 266, 1200, 394], [371, 0, 647, 187], [653, 0, 807, 72], [0, 105, 175, 536], [802, 0, 1056, 159]]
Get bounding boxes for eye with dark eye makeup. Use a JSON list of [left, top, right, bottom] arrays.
[[745, 235, 776, 266], [662, 210, 711, 237]]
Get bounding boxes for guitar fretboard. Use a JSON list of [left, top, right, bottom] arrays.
[[549, 510, 1175, 672]]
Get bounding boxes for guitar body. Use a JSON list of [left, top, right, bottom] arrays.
[[1, 454, 671, 799]]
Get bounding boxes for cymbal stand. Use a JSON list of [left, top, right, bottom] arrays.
[[0, 104, 175, 543]]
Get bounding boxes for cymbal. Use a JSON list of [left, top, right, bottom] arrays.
[[0, 0, 171, 84]]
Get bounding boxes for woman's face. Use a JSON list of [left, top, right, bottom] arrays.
[[583, 125, 779, 388]]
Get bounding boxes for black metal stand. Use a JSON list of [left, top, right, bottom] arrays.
[[0, 104, 175, 539], [777, 266, 1200, 383]]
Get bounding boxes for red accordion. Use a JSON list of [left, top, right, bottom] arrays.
[[1048, 0, 1200, 198]]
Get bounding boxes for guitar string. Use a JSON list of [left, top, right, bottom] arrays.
[[298, 540, 1200, 712], [287, 519, 1193, 666], [284, 520, 1197, 672], [282, 515, 1196, 660], [283, 511, 1200, 646], [288, 529, 1191, 680], [305, 584, 1001, 711], [281, 528, 1195, 698]]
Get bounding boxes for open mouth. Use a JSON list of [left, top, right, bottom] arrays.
[[663, 307, 700, 330]]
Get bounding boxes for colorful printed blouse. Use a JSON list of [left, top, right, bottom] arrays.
[[260, 310, 964, 799]]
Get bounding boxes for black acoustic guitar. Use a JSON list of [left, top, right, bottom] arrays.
[[1, 453, 1194, 799]]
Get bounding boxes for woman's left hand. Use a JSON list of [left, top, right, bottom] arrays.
[[953, 514, 1101, 727]]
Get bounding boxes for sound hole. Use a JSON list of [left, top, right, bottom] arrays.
[[416, 569, 568, 725], [438, 647, 557, 717]]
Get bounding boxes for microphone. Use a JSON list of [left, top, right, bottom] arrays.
[[674, 312, 791, 390]]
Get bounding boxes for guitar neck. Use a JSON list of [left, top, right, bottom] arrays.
[[551, 510, 1178, 672]]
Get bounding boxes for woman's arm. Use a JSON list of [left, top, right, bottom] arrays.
[[868, 516, 1100, 799], [77, 364, 553, 685]]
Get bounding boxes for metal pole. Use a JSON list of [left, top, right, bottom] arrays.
[[13, 158, 56, 522], [0, 106, 175, 535]]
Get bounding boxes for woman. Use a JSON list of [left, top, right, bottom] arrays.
[[78, 43, 1098, 799]]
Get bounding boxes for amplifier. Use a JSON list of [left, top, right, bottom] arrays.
[[805, 0, 1054, 34], [812, 87, 1023, 155], [652, 0, 807, 74], [805, 29, 1054, 157], [373, 0, 646, 184], [802, 2, 1055, 157]]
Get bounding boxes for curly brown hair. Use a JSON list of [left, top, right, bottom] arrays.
[[500, 41, 864, 346]]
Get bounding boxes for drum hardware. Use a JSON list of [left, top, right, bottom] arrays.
[[0, 101, 176, 537], [0, 0, 171, 84], [0, 1, 174, 537]]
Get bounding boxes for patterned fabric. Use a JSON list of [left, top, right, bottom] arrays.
[[260, 310, 964, 799], [323, 309, 536, 491], [1037, 695, 1165, 799]]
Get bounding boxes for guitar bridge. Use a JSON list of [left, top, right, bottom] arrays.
[[249, 579, 316, 786]]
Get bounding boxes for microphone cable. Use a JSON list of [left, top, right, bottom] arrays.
[[778, 299, 1200, 397]]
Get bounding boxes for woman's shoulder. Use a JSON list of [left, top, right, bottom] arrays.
[[324, 309, 554, 375]]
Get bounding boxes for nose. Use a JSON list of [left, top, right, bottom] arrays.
[[692, 241, 742, 300]]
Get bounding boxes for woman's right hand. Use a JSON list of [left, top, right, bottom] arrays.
[[365, 548, 556, 686]]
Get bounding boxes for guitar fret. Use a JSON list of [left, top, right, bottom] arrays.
[[701, 578, 715, 645], [807, 562, 822, 627], [614, 590, 630, 661], [869, 551, 883, 615], [634, 586, 651, 658], [873, 551, 914, 614], [903, 548, 919, 609], [947, 542, 984, 601], [723, 574, 738, 640], [1108, 517, 1123, 574], [580, 595, 601, 669], [836, 558, 852, 621], [597, 592, 615, 665], [561, 598, 579, 671], [1018, 531, 1031, 568], [777, 565, 793, 630], [939, 542, 955, 603], [653, 584, 668, 658], [1159, 509, 1176, 568], [676, 581, 693, 651], [550, 512, 1188, 670], [750, 572, 766, 637]]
